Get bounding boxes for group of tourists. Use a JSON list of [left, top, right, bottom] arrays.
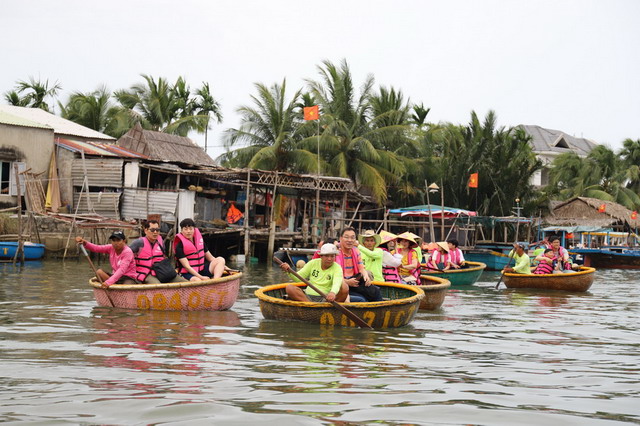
[[504, 236, 579, 275], [279, 227, 467, 303], [76, 218, 227, 287]]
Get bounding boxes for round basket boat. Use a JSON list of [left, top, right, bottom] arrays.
[[89, 271, 242, 311], [417, 275, 451, 310], [254, 281, 424, 329], [420, 261, 487, 286], [502, 266, 596, 292]]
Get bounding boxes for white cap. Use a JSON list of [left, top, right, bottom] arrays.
[[319, 243, 339, 256]]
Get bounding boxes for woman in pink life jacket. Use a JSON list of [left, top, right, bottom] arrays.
[[393, 232, 421, 284], [174, 218, 227, 281], [427, 241, 452, 271]]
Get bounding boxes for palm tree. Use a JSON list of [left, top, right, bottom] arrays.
[[410, 103, 431, 127], [304, 59, 408, 204], [619, 138, 640, 193], [113, 75, 213, 137], [194, 82, 223, 153], [219, 80, 316, 172], [4, 77, 61, 112]]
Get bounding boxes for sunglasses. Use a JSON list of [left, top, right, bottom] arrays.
[[148, 228, 160, 233]]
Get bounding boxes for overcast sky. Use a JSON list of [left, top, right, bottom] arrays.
[[2, 0, 639, 159]]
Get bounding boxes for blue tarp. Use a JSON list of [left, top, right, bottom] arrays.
[[389, 205, 476, 218]]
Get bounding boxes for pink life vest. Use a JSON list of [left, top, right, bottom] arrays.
[[428, 250, 450, 269], [174, 228, 205, 274], [534, 256, 557, 274], [449, 248, 463, 265], [381, 248, 401, 283], [396, 248, 420, 279], [335, 247, 364, 278], [134, 236, 165, 282]]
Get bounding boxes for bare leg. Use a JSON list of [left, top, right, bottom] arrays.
[[210, 257, 226, 279], [286, 284, 310, 301], [96, 269, 110, 283], [335, 281, 349, 302]]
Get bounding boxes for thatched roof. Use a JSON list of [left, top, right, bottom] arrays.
[[546, 197, 639, 228], [116, 123, 215, 166]]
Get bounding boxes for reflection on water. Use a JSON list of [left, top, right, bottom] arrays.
[[0, 261, 639, 423]]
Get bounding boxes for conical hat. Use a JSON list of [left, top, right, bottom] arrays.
[[406, 232, 422, 243], [436, 241, 450, 252], [379, 230, 398, 245], [358, 230, 382, 247], [396, 232, 418, 248]]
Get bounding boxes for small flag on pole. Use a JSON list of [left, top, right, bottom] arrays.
[[598, 203, 606, 213], [304, 105, 319, 121], [468, 172, 478, 188], [632, 211, 637, 220]]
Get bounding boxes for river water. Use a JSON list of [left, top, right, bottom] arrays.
[[0, 260, 639, 425]]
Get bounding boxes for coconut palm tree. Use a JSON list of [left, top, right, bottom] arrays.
[[619, 138, 640, 193], [4, 77, 61, 112], [194, 82, 223, 153], [113, 75, 213, 137], [303, 60, 408, 204], [219, 80, 316, 172]]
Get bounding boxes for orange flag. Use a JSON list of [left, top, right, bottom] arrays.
[[468, 172, 478, 188], [632, 211, 637, 220], [598, 203, 606, 213], [304, 105, 319, 121]]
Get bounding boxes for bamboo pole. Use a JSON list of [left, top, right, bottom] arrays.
[[267, 172, 279, 262], [244, 169, 251, 258], [12, 164, 24, 265]]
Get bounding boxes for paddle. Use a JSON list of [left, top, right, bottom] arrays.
[[273, 256, 373, 330], [495, 246, 517, 289], [79, 244, 115, 307]]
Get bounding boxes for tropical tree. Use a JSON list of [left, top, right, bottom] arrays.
[[304, 59, 409, 204], [4, 77, 61, 112], [219, 80, 316, 172], [113, 75, 216, 137], [194, 82, 223, 153], [59, 86, 132, 137], [410, 103, 431, 127], [437, 111, 542, 216], [619, 138, 640, 193]]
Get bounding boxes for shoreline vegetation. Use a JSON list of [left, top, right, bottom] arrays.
[[4, 59, 640, 215]]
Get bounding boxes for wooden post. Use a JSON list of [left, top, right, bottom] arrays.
[[341, 192, 347, 231], [12, 164, 24, 265], [244, 169, 251, 258], [267, 172, 279, 263], [440, 179, 445, 240], [311, 178, 320, 245]]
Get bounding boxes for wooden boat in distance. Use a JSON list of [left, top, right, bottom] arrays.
[[417, 275, 451, 310], [571, 247, 640, 269], [420, 261, 486, 286], [255, 281, 424, 329], [502, 267, 595, 292], [89, 272, 242, 311]]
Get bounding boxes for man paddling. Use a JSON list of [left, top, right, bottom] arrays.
[[279, 243, 349, 302], [504, 243, 532, 274]]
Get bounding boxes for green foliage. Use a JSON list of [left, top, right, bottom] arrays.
[[4, 77, 61, 112]]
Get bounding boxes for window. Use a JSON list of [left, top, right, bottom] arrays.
[[0, 161, 26, 196]]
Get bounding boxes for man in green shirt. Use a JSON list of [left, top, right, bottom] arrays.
[[505, 243, 532, 274], [356, 230, 384, 282], [280, 243, 348, 302]]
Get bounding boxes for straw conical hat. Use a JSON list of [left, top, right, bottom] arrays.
[[358, 230, 382, 247], [396, 232, 419, 248]]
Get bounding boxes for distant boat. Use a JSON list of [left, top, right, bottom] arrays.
[[420, 261, 486, 285], [571, 247, 640, 269], [0, 242, 45, 260], [464, 244, 515, 270], [502, 267, 596, 292]]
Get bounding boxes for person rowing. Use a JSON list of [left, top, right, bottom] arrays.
[[75, 231, 139, 286]]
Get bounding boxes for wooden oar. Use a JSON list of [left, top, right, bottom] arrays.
[[273, 256, 373, 330], [495, 248, 517, 289], [79, 244, 115, 307]]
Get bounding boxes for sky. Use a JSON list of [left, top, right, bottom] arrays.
[[2, 0, 639, 160]]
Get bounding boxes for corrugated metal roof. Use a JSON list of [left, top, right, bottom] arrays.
[[56, 138, 148, 159], [71, 158, 124, 188], [72, 192, 121, 219], [518, 124, 597, 156], [0, 105, 115, 141], [117, 123, 215, 166], [0, 110, 53, 130]]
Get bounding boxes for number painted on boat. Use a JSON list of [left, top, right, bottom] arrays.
[[2, 248, 7, 255], [320, 312, 335, 325], [187, 292, 201, 309], [137, 294, 150, 309], [135, 290, 221, 310], [152, 294, 168, 310]]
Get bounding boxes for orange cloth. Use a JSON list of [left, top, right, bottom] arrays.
[[226, 203, 244, 224], [468, 172, 478, 188]]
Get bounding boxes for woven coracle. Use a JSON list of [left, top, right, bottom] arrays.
[[417, 275, 451, 310], [420, 261, 487, 286], [255, 281, 424, 328], [89, 272, 242, 311], [502, 266, 595, 292]]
